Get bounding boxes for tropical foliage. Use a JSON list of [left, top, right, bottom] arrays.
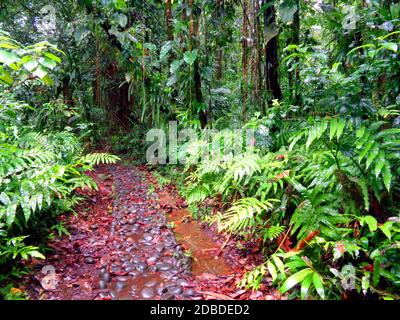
[[0, 0, 399, 300], [0, 30, 118, 278]]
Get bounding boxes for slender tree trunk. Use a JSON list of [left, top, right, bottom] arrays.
[[166, 0, 179, 110], [264, 4, 282, 102], [215, 0, 224, 80], [165, 0, 173, 41], [94, 35, 101, 107], [188, 0, 207, 128], [254, 0, 262, 110], [242, 0, 249, 120], [292, 0, 301, 105], [250, 0, 255, 106], [63, 76, 73, 105], [287, 37, 293, 99], [216, 48, 224, 80]]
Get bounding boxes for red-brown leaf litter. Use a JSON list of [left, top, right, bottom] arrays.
[[21, 164, 280, 300]]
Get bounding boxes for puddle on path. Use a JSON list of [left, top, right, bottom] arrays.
[[168, 209, 232, 276], [158, 191, 232, 277]]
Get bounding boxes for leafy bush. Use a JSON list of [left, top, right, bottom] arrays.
[[179, 106, 400, 299], [0, 31, 120, 273]]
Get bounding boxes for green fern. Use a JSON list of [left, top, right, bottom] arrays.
[[263, 225, 286, 243], [219, 197, 278, 234], [78, 153, 120, 166], [183, 183, 211, 204]]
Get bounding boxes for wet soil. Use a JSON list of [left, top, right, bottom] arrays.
[[21, 164, 232, 300], [20, 164, 279, 300]]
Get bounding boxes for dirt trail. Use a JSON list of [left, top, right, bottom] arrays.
[[22, 164, 237, 300]]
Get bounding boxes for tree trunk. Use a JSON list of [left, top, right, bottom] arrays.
[[165, 0, 173, 41], [253, 0, 262, 110], [215, 0, 224, 81], [94, 35, 101, 106], [264, 4, 282, 102], [292, 0, 301, 105], [62, 76, 73, 105], [189, 0, 207, 128], [242, 0, 249, 120]]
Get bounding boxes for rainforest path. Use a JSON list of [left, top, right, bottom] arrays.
[[21, 163, 274, 300]]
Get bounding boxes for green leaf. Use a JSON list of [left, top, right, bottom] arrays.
[[0, 192, 11, 205], [356, 126, 366, 139], [264, 24, 279, 44], [356, 129, 370, 149], [170, 59, 183, 74], [373, 258, 381, 287], [23, 59, 39, 72], [0, 49, 18, 66], [300, 274, 313, 299], [0, 42, 18, 49], [160, 41, 173, 61], [74, 26, 89, 45], [380, 42, 398, 52], [28, 250, 45, 259], [44, 52, 61, 63], [366, 147, 379, 169], [329, 118, 337, 140], [33, 65, 48, 79], [375, 128, 400, 139], [114, 0, 127, 9], [374, 153, 385, 178], [362, 273, 370, 295], [336, 118, 346, 140], [347, 44, 375, 56], [166, 75, 177, 87], [183, 50, 198, 66], [382, 165, 392, 191], [379, 221, 393, 240], [317, 120, 328, 140], [359, 140, 374, 161], [267, 260, 277, 281], [289, 133, 303, 151], [279, 268, 313, 294], [6, 204, 17, 226], [312, 272, 325, 299], [360, 215, 378, 232], [355, 178, 369, 211], [0, 69, 13, 85], [39, 57, 57, 70], [272, 255, 285, 274], [40, 75, 54, 86], [21, 200, 31, 221]]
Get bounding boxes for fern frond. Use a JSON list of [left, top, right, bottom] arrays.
[[219, 197, 278, 234], [78, 153, 120, 166], [263, 225, 286, 242], [183, 183, 211, 204]]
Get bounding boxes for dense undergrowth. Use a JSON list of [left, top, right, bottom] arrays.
[[163, 106, 400, 300], [151, 109, 400, 299], [0, 31, 118, 298], [149, 25, 400, 299]]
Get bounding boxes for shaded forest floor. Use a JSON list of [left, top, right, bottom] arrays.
[[19, 163, 280, 300]]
